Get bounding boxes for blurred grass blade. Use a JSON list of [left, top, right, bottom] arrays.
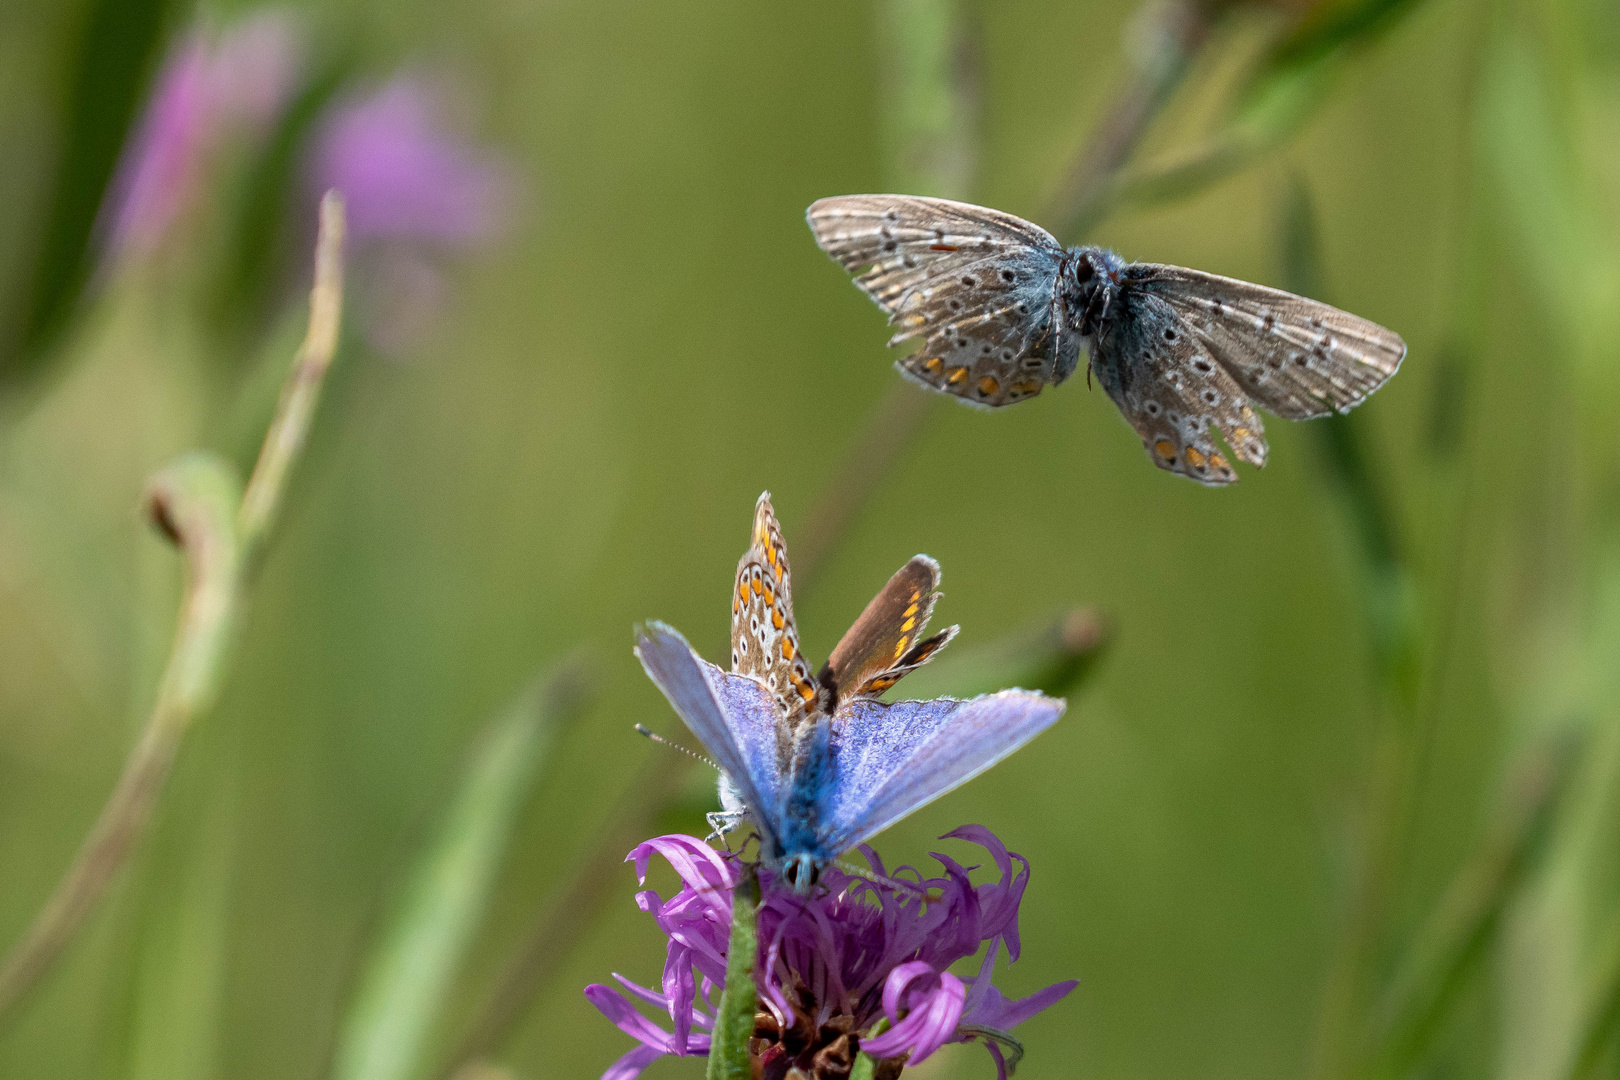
[[1109, 0, 1430, 221], [210, 47, 357, 339], [900, 608, 1109, 702], [1284, 177, 1415, 688], [707, 869, 760, 1080], [1370, 734, 1581, 1079], [1236, 0, 1426, 125], [877, 0, 976, 199], [7, 0, 175, 383], [330, 658, 591, 1080], [1565, 922, 1620, 1080], [1048, 0, 1213, 240], [792, 0, 977, 590]]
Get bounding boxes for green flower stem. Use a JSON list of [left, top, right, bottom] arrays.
[[707, 869, 762, 1080], [0, 193, 347, 1025], [238, 190, 348, 567]]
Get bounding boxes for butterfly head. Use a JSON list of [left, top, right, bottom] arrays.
[[779, 851, 822, 896], [1062, 246, 1126, 337]]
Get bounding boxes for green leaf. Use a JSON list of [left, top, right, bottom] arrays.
[[707, 869, 761, 1080], [329, 659, 591, 1080], [6, 0, 177, 383]]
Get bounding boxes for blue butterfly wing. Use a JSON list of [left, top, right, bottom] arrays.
[[821, 690, 1065, 853], [634, 621, 785, 834]]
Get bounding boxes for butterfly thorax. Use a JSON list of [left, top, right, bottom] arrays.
[[772, 718, 834, 893], [1059, 246, 1127, 338]]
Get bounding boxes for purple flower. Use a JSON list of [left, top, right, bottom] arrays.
[[101, 13, 303, 260], [306, 77, 512, 248], [305, 77, 515, 354], [586, 827, 1076, 1080]]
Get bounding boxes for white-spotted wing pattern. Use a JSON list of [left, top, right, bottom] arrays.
[[809, 194, 1406, 486]]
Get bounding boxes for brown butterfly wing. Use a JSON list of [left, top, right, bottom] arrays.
[[1139, 265, 1406, 419], [820, 555, 957, 702], [731, 492, 819, 726]]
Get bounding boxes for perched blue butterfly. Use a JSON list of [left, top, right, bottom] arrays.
[[808, 195, 1407, 486], [634, 492, 1065, 892]]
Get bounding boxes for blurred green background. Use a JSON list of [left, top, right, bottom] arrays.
[[2, 0, 1619, 1078]]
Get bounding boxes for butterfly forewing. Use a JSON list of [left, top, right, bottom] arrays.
[[635, 621, 785, 845], [1141, 267, 1406, 420], [808, 195, 1077, 408], [731, 492, 819, 725], [821, 555, 957, 701]]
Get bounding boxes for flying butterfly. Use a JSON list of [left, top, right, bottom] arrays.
[[636, 491, 1060, 893], [807, 194, 1406, 486]]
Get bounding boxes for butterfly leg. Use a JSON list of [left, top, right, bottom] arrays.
[[705, 809, 745, 848]]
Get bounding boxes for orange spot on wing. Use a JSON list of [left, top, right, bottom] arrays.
[[903, 603, 920, 617], [751, 577, 763, 596], [978, 375, 999, 396], [893, 636, 909, 659], [781, 638, 796, 661], [923, 357, 944, 375], [901, 617, 916, 632], [1211, 453, 1229, 470], [947, 367, 969, 385], [772, 609, 784, 630], [1154, 439, 1176, 460], [1185, 447, 1206, 468]]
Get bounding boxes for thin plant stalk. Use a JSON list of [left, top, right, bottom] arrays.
[[0, 192, 348, 1023], [1046, 0, 1213, 240]]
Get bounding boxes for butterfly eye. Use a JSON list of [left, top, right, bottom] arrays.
[[1074, 261, 1094, 283]]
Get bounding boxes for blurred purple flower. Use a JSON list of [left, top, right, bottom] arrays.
[[305, 77, 514, 354], [307, 78, 512, 248], [101, 12, 302, 260], [586, 828, 1076, 1080]]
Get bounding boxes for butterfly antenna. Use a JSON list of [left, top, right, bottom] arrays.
[[835, 858, 932, 899], [633, 724, 723, 772]]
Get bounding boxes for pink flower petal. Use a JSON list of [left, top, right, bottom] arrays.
[[601, 1043, 664, 1080]]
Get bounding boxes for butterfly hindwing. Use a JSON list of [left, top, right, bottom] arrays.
[[820, 555, 957, 702], [731, 492, 819, 726], [1091, 288, 1264, 485], [1139, 266, 1406, 420], [808, 195, 1078, 408]]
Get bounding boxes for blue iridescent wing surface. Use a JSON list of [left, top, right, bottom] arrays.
[[634, 621, 785, 832], [820, 689, 1065, 853]]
